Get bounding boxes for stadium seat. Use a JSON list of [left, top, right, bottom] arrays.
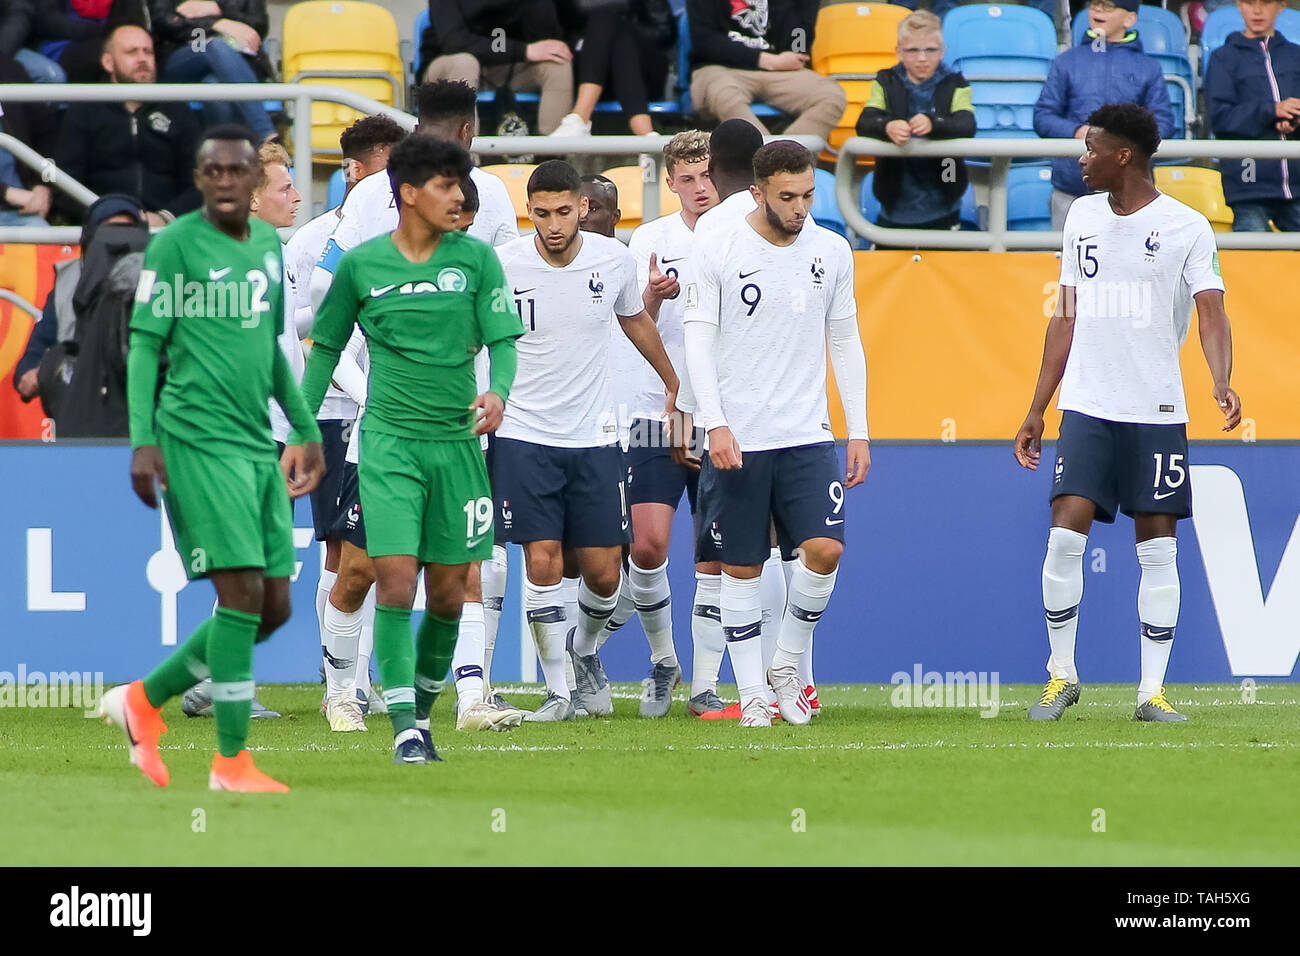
[[859, 171, 882, 224], [1006, 164, 1052, 231], [960, 181, 980, 230], [942, 5, 1055, 139], [677, 10, 781, 119], [1202, 7, 1300, 76], [811, 3, 912, 152], [1155, 166, 1234, 231], [600, 165, 682, 230], [283, 1, 404, 160], [480, 163, 538, 232], [327, 167, 345, 209], [812, 168, 850, 239]]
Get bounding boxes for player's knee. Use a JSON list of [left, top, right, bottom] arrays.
[[333, 566, 373, 611], [426, 592, 464, 620], [260, 598, 291, 634], [630, 538, 668, 571], [800, 539, 843, 574], [586, 567, 621, 597]]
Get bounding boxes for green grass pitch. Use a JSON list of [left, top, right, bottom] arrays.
[[1, 683, 1296, 866]]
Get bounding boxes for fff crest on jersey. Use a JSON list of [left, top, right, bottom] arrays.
[[588, 272, 605, 303], [810, 257, 825, 285], [1144, 231, 1161, 261]]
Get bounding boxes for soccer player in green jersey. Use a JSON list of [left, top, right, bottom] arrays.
[[299, 135, 524, 764], [98, 125, 325, 793]]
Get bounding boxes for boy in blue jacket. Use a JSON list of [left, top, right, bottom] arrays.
[[1034, 0, 1173, 228], [1207, 0, 1300, 231]]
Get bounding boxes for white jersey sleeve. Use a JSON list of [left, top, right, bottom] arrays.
[[468, 167, 520, 246], [270, 251, 305, 443], [311, 172, 398, 311], [1183, 218, 1224, 296]]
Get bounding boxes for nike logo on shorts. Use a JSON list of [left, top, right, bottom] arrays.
[[1153, 490, 1178, 501], [825, 518, 844, 526]]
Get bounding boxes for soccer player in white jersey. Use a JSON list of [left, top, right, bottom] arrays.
[[675, 119, 805, 719], [1014, 103, 1241, 722], [493, 160, 679, 722], [623, 130, 723, 717], [684, 141, 870, 728], [309, 82, 523, 732], [291, 115, 404, 729]]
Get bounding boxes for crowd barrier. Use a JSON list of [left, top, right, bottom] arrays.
[[3, 442, 1296, 685]]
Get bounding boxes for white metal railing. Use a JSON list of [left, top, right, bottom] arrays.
[[836, 136, 1300, 251]]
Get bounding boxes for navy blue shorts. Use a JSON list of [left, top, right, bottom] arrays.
[[329, 459, 367, 549], [310, 419, 355, 541], [1052, 410, 1191, 524], [626, 418, 703, 513], [696, 442, 845, 567], [492, 438, 631, 548]]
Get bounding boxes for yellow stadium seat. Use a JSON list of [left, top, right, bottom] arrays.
[[1155, 166, 1234, 232], [282, 1, 404, 161], [600, 165, 682, 230], [812, 3, 912, 152], [481, 164, 538, 233]]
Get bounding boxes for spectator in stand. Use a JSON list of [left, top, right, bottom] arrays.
[[550, 0, 677, 137], [30, 0, 142, 84], [54, 24, 201, 225], [0, 0, 64, 82], [1034, 0, 1174, 229], [892, 0, 1059, 21], [11, 194, 146, 406], [686, 0, 844, 140], [418, 0, 575, 135], [1206, 0, 1300, 231], [147, 1, 278, 145], [855, 10, 974, 234], [0, 53, 60, 224]]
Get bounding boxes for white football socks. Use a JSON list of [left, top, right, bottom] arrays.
[[355, 585, 376, 699], [525, 578, 570, 699], [1042, 526, 1087, 684], [721, 572, 765, 706], [452, 601, 486, 712], [1137, 536, 1179, 705], [574, 575, 620, 657], [800, 632, 815, 689], [481, 545, 507, 689], [630, 558, 677, 667], [771, 558, 836, 670], [316, 567, 336, 636], [599, 574, 637, 650], [322, 596, 361, 700], [691, 571, 724, 698], [758, 548, 786, 673]]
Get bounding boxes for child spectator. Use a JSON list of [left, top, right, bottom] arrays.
[[855, 10, 974, 232], [1206, 0, 1300, 231], [1034, 0, 1174, 228]]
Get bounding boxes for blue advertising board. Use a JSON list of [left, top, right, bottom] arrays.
[[2, 442, 1297, 684]]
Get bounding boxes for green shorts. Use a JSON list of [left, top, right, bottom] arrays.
[[159, 431, 296, 580], [360, 432, 493, 565]]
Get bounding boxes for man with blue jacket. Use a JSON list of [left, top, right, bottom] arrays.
[[1034, 0, 1173, 229], [1207, 0, 1300, 231]]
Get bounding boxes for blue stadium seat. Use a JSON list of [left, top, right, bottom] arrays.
[[942, 5, 1055, 139], [414, 7, 538, 107], [677, 10, 781, 118], [859, 171, 881, 225], [327, 167, 345, 209], [960, 181, 979, 230], [813, 168, 849, 239], [1006, 164, 1053, 231], [1203, 7, 1300, 76]]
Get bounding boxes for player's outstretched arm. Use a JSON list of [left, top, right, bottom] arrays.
[[1193, 289, 1241, 432], [618, 310, 680, 412], [1015, 284, 1076, 470], [126, 329, 168, 509], [472, 337, 518, 435]]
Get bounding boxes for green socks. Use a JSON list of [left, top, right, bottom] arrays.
[[414, 613, 460, 721], [373, 605, 416, 734], [142, 616, 214, 708], [207, 606, 261, 758]]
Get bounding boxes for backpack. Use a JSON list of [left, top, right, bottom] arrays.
[[53, 220, 151, 438]]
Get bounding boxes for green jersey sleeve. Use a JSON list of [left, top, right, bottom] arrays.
[[310, 251, 360, 351], [130, 229, 185, 341], [475, 243, 524, 346]]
